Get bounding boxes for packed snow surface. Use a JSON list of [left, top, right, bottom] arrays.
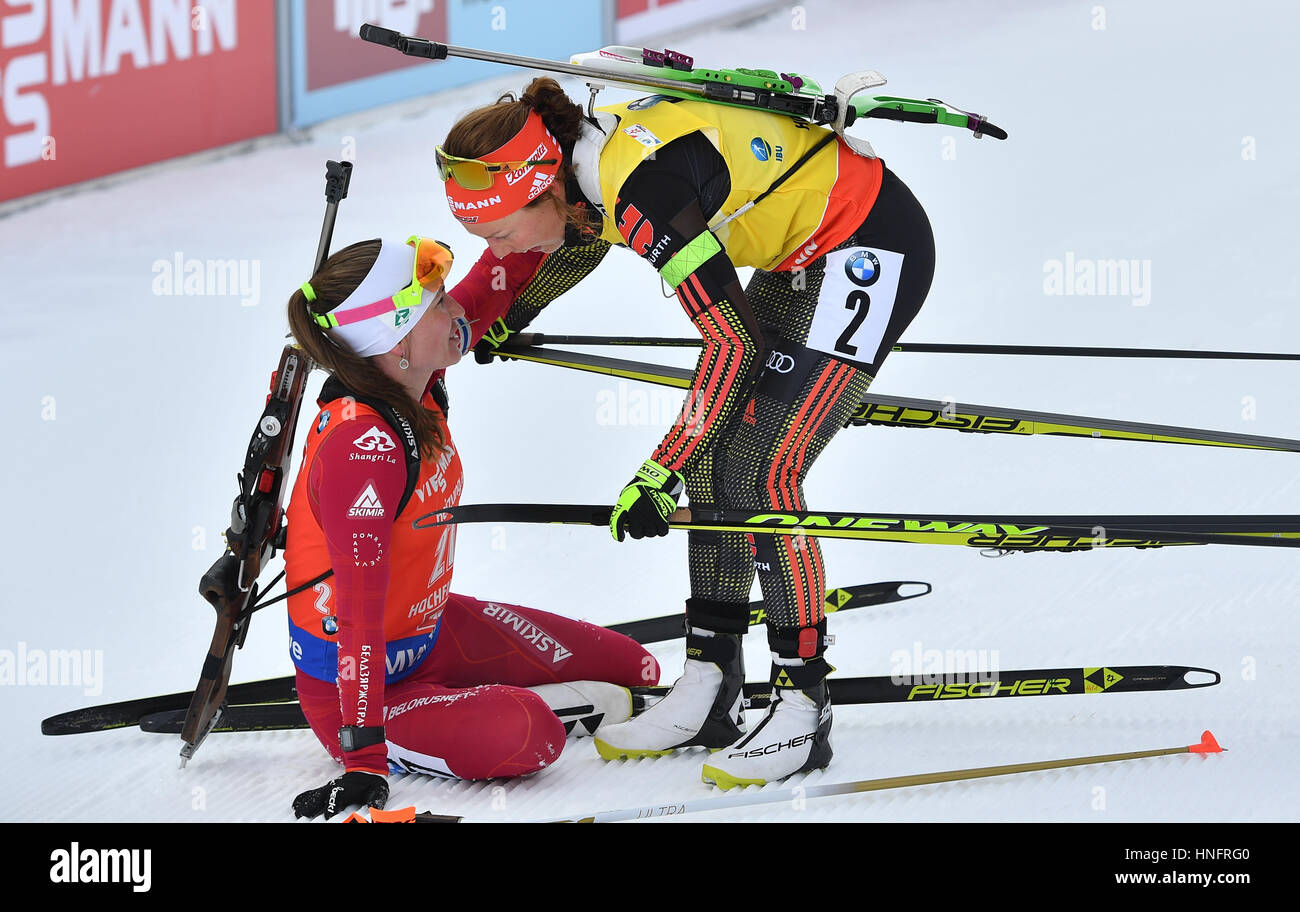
[[2, 0, 1297, 822]]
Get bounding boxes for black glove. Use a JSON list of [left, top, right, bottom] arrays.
[[473, 317, 514, 364], [292, 770, 389, 820]]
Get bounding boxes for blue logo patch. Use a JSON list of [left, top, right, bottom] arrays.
[[453, 315, 472, 355], [317, 410, 331, 433], [844, 250, 881, 287], [750, 137, 772, 161]]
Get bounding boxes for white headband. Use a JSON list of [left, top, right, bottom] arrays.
[[325, 240, 433, 358]]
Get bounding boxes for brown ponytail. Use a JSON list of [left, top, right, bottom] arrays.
[[442, 77, 595, 233], [286, 239, 447, 458]]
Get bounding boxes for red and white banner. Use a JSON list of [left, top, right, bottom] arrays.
[[303, 0, 446, 92], [1, 0, 277, 203], [615, 0, 778, 43]]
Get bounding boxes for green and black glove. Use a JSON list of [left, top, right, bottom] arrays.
[[610, 458, 685, 541], [473, 317, 514, 364]]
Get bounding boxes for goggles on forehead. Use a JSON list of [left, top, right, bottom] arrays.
[[434, 146, 560, 192], [311, 236, 453, 330]]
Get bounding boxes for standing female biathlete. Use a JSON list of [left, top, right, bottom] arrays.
[[283, 236, 658, 819], [436, 78, 935, 788]]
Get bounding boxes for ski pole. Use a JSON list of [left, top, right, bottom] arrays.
[[508, 333, 1300, 362], [485, 344, 1300, 454], [402, 731, 1223, 823], [413, 503, 1300, 551]]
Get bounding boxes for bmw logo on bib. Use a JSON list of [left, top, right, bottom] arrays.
[[750, 137, 772, 161], [845, 250, 881, 286]]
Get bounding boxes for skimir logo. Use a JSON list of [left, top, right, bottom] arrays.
[[844, 250, 881, 286], [50, 843, 151, 892], [480, 603, 572, 664], [353, 426, 396, 452], [348, 484, 385, 518]]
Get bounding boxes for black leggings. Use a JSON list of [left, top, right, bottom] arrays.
[[685, 165, 935, 637]]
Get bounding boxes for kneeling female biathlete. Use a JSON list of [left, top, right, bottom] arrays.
[[283, 236, 658, 819]]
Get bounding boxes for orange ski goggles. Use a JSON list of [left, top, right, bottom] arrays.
[[312, 236, 452, 330]]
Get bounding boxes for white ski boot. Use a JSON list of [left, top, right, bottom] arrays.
[[526, 681, 634, 738], [701, 663, 833, 789], [594, 630, 745, 760]]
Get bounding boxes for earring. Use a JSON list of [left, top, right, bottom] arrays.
[[398, 349, 410, 371]]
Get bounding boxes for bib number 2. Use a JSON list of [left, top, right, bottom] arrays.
[[806, 247, 905, 369]]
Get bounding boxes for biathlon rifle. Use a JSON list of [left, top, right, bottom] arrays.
[[357, 26, 1008, 146], [178, 161, 352, 765]]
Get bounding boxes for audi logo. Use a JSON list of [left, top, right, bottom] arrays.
[[766, 351, 795, 373]]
